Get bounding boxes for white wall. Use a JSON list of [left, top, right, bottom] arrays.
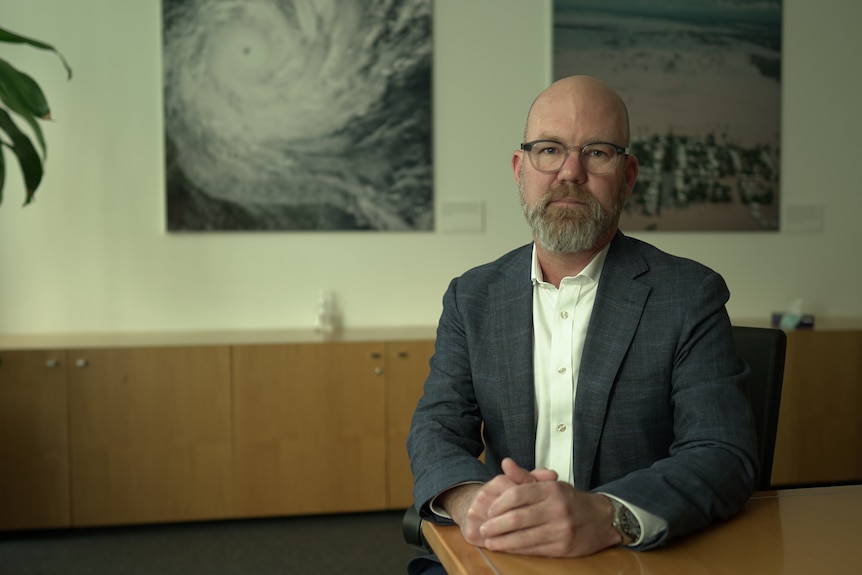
[[1, 0, 860, 336]]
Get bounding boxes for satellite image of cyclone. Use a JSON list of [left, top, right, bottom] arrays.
[[163, 0, 433, 231]]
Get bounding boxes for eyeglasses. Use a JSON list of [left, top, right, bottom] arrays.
[[520, 140, 629, 174]]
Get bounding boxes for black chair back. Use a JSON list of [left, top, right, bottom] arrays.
[[732, 325, 787, 490]]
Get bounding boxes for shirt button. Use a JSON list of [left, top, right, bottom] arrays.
[[556, 423, 567, 432], [560, 310, 569, 319], [558, 367, 567, 374]]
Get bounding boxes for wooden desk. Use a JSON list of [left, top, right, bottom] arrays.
[[423, 485, 862, 574]]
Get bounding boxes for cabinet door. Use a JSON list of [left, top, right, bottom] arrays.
[[67, 346, 232, 526], [232, 342, 387, 516], [0, 350, 71, 530], [772, 330, 862, 485], [385, 340, 434, 509]]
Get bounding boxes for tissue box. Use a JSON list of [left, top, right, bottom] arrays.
[[771, 312, 815, 330]]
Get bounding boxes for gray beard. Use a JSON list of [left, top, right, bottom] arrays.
[[520, 182, 621, 254]]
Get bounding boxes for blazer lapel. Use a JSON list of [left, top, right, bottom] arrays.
[[487, 246, 537, 469], [573, 233, 651, 489]]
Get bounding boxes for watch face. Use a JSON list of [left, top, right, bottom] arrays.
[[623, 510, 641, 538], [612, 501, 640, 545]]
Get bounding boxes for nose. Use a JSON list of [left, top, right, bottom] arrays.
[[556, 150, 587, 184]]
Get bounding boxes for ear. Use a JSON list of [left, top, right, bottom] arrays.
[[622, 154, 639, 201], [512, 150, 525, 186]]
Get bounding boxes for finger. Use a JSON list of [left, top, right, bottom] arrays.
[[485, 531, 563, 557], [530, 467, 559, 482], [468, 473, 519, 522], [485, 482, 545, 519], [480, 498, 545, 538], [501, 457, 535, 484], [480, 502, 569, 555], [482, 473, 518, 498]]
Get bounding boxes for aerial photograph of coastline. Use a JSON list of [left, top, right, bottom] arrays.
[[554, 0, 782, 231]]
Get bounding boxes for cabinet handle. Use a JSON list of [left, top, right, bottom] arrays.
[[397, 351, 409, 358], [374, 367, 384, 376], [75, 358, 89, 368], [46, 359, 60, 368], [370, 352, 382, 359]]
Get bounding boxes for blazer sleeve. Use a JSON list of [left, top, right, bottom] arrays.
[[595, 268, 758, 548], [406, 275, 494, 520]]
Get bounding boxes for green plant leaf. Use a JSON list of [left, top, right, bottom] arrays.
[[0, 99, 47, 161], [0, 144, 6, 205], [0, 26, 71, 207], [0, 59, 49, 159], [0, 58, 51, 118], [0, 26, 72, 80], [0, 107, 43, 205]]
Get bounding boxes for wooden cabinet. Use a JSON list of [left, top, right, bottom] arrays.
[[0, 333, 433, 531], [0, 350, 71, 530], [231, 342, 388, 516], [67, 346, 232, 526], [771, 330, 862, 486], [230, 339, 433, 516], [0, 346, 232, 530]]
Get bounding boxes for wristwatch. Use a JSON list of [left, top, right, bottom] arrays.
[[609, 498, 641, 546]]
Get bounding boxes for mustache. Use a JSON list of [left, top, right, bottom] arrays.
[[541, 184, 595, 207]]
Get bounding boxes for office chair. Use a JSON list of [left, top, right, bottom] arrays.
[[403, 325, 788, 547], [731, 325, 787, 491], [402, 501, 427, 551]]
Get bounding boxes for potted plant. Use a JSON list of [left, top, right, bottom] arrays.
[[0, 26, 71, 206]]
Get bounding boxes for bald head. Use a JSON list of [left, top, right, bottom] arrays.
[[524, 75, 630, 146]]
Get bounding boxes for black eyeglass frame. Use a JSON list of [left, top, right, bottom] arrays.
[[519, 140, 630, 174]]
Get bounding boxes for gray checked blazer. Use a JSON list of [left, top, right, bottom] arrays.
[[407, 231, 758, 548]]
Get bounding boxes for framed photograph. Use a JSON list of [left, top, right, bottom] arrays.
[[554, 0, 782, 231], [163, 0, 433, 231]]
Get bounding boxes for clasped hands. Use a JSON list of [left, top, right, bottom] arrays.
[[440, 457, 621, 558]]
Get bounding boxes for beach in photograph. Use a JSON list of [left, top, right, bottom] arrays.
[[554, 1, 782, 231]]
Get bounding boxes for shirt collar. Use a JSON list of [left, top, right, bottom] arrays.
[[530, 242, 611, 285]]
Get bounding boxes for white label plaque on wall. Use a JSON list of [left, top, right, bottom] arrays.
[[438, 201, 485, 233], [783, 203, 823, 233]]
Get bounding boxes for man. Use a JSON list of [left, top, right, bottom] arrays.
[[407, 76, 757, 573]]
